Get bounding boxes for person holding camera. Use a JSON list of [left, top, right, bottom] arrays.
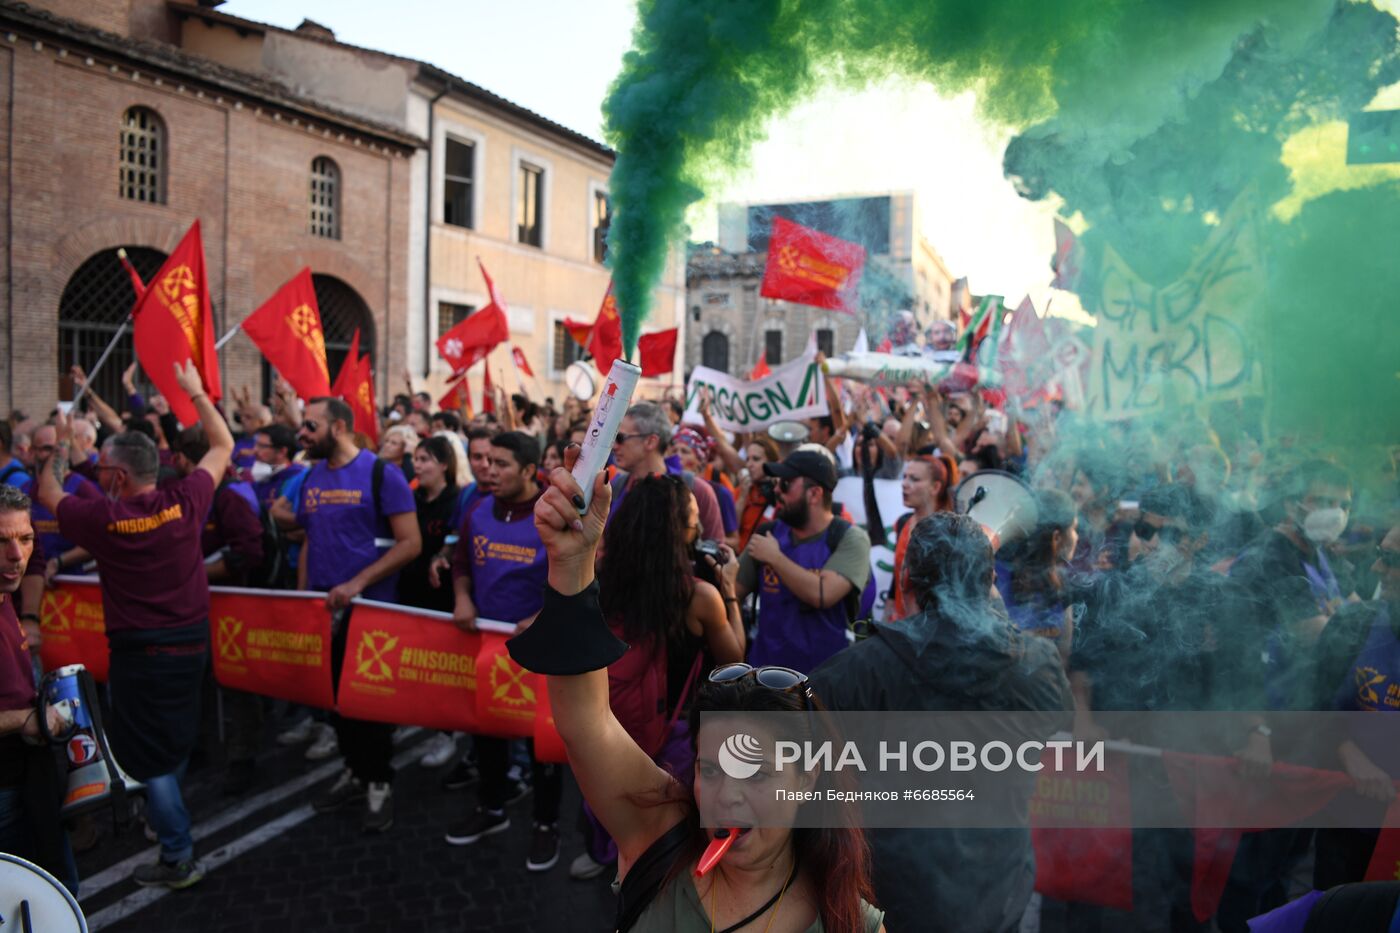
[[735, 450, 871, 673]]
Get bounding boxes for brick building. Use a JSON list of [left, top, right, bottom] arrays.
[[0, 0, 419, 413]]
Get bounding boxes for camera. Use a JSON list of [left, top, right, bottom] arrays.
[[693, 539, 726, 587], [861, 421, 881, 442], [759, 479, 778, 506]]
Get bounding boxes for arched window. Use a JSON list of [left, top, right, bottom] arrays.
[[701, 331, 730, 374], [120, 107, 166, 203], [262, 273, 373, 398], [310, 157, 340, 239], [59, 247, 167, 404]]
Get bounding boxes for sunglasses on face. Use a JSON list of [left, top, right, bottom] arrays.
[[1134, 520, 1184, 544], [777, 477, 805, 495], [299, 420, 319, 432]]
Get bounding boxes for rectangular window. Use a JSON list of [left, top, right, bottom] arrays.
[[443, 138, 474, 228], [592, 190, 611, 264], [438, 302, 474, 339], [816, 328, 834, 358], [553, 320, 587, 372], [518, 163, 544, 247], [764, 329, 784, 365]]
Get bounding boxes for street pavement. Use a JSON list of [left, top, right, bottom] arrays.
[[73, 726, 616, 931]]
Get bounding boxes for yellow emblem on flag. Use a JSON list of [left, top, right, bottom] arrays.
[[157, 264, 204, 366], [284, 303, 330, 382], [488, 653, 535, 706], [42, 590, 74, 634], [357, 380, 372, 413], [217, 616, 245, 663], [355, 630, 397, 683]]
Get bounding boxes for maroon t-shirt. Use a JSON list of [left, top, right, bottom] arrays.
[[0, 593, 35, 711], [56, 470, 215, 638]]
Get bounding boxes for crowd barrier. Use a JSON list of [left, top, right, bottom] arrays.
[[36, 577, 1398, 912], [37, 576, 567, 763]]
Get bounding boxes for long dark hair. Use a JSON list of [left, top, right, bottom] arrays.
[[598, 474, 695, 654], [1008, 489, 1076, 601], [666, 679, 876, 933]]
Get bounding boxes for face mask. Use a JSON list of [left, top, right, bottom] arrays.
[[249, 461, 275, 482], [1302, 507, 1348, 545]]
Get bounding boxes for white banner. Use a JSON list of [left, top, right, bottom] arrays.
[[833, 477, 907, 623], [684, 350, 828, 433]]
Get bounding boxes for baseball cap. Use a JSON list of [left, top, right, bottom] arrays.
[[763, 450, 837, 491]]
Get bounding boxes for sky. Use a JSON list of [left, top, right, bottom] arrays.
[[216, 1, 1100, 321]]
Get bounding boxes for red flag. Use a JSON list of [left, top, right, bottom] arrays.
[[875, 337, 893, 353], [1030, 752, 1134, 911], [131, 220, 220, 425], [482, 364, 495, 414], [1365, 810, 1400, 881], [439, 372, 471, 414], [760, 217, 866, 314], [330, 329, 361, 399], [561, 318, 593, 349], [588, 281, 624, 376], [1051, 218, 1082, 292], [240, 268, 331, 399], [999, 296, 1051, 398], [343, 353, 379, 446], [437, 260, 508, 374], [637, 328, 678, 377], [511, 345, 536, 380], [748, 352, 772, 381], [117, 248, 146, 302]]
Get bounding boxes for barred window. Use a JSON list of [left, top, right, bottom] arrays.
[[553, 320, 587, 372], [438, 301, 474, 339], [119, 107, 165, 203], [310, 157, 341, 239]]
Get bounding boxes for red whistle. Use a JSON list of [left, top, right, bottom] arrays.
[[695, 828, 747, 876]]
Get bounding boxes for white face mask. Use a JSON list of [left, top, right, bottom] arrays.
[[1302, 507, 1348, 545], [249, 461, 275, 482]]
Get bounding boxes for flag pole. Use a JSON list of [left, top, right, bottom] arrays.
[[214, 323, 241, 351], [71, 319, 131, 408]]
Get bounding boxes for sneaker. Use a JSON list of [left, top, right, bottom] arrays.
[[362, 782, 393, 834], [275, 717, 316, 746], [526, 823, 560, 872], [221, 759, 256, 797], [444, 808, 509, 846], [419, 732, 458, 768], [132, 858, 204, 889], [440, 759, 479, 791], [313, 769, 365, 813], [570, 851, 610, 881], [505, 779, 531, 806], [304, 723, 339, 761]]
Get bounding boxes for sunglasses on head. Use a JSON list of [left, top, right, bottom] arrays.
[[708, 663, 813, 711], [1134, 520, 1184, 543]]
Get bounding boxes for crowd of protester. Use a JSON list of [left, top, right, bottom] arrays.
[[0, 346, 1397, 932]]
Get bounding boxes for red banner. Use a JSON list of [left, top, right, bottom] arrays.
[[337, 601, 485, 733], [760, 217, 866, 314], [39, 577, 108, 681], [209, 589, 334, 709], [240, 268, 332, 400], [533, 679, 568, 764], [475, 632, 543, 738], [1030, 751, 1133, 911], [1365, 805, 1400, 881]]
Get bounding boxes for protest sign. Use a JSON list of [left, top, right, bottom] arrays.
[[684, 349, 827, 433], [1088, 194, 1264, 419], [39, 576, 108, 681], [209, 588, 334, 709]]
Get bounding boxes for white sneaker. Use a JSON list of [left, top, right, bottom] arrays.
[[276, 717, 316, 746], [362, 782, 393, 833], [419, 732, 458, 768], [305, 723, 339, 761], [570, 851, 609, 880]]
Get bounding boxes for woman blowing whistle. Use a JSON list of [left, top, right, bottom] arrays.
[[509, 446, 884, 933]]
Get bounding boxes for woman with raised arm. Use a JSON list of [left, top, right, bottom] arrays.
[[509, 450, 884, 933]]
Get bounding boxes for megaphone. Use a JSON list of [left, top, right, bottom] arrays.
[[0, 853, 87, 932], [37, 664, 142, 820], [953, 470, 1038, 551], [766, 421, 809, 455]]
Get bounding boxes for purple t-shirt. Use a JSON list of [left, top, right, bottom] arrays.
[[295, 450, 415, 602], [56, 470, 215, 638], [232, 436, 257, 471]]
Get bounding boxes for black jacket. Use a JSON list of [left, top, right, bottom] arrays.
[[810, 603, 1072, 933]]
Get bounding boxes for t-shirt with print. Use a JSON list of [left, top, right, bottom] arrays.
[[56, 469, 215, 640], [295, 449, 415, 602]]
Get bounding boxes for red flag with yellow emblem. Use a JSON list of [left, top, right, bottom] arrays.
[[345, 353, 379, 446], [240, 268, 331, 399], [588, 281, 623, 376], [760, 217, 866, 314], [132, 220, 221, 424]]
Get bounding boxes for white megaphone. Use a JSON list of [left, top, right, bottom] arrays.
[[37, 665, 143, 820], [953, 470, 1038, 551], [0, 854, 87, 932], [766, 421, 809, 456]]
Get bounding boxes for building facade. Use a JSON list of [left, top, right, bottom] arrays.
[[0, 0, 418, 413], [688, 192, 955, 375]]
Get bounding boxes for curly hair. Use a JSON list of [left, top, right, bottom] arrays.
[[597, 474, 696, 655]]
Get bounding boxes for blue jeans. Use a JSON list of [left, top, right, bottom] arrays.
[[0, 784, 80, 896], [143, 764, 193, 864]]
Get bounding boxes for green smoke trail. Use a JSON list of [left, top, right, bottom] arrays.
[[602, 0, 1339, 355]]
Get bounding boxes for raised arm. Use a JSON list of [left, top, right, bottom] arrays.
[[70, 365, 122, 434], [699, 390, 744, 475], [172, 361, 233, 485], [512, 451, 688, 870]]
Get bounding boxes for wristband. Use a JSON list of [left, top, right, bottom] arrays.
[[507, 580, 627, 675], [19, 612, 39, 623]]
